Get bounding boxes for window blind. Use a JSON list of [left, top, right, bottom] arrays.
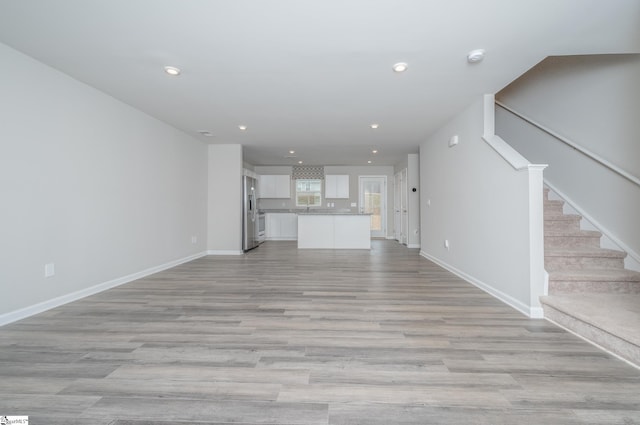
[[292, 165, 324, 180]]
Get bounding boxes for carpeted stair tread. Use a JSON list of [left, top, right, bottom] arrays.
[[549, 268, 640, 282], [544, 229, 601, 237], [544, 214, 581, 219], [543, 200, 564, 211], [541, 186, 640, 366], [540, 294, 640, 347], [545, 247, 626, 258]]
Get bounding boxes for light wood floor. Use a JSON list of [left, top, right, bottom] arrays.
[[1, 240, 639, 424]]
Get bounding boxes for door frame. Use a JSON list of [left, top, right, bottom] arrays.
[[400, 168, 408, 245], [393, 171, 401, 241], [358, 175, 387, 238]]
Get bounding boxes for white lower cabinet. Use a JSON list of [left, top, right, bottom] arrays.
[[298, 214, 371, 249], [265, 213, 297, 240]]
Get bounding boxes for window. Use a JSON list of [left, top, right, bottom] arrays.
[[296, 179, 322, 207]]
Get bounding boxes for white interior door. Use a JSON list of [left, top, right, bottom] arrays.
[[359, 176, 387, 238]]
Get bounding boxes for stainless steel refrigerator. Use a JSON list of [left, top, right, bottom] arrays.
[[242, 176, 259, 251]]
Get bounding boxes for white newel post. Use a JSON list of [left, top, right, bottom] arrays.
[[526, 164, 548, 318]]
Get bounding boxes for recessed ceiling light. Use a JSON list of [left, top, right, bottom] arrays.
[[289, 150, 295, 154], [164, 66, 181, 76], [198, 131, 213, 137], [367, 160, 372, 164], [392, 62, 408, 73], [372, 149, 378, 154], [298, 160, 303, 164], [467, 49, 485, 63], [238, 125, 247, 131], [370, 124, 379, 129]]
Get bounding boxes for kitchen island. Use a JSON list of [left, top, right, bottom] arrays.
[[297, 212, 371, 249]]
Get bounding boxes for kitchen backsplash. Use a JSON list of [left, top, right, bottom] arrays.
[[258, 197, 356, 211]]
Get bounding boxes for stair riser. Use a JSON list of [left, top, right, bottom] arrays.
[[542, 303, 640, 366], [544, 220, 581, 232], [543, 202, 564, 215], [544, 236, 601, 249], [545, 256, 625, 271], [549, 281, 640, 294]]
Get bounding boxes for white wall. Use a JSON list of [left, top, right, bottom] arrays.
[[0, 43, 208, 323], [207, 145, 243, 253], [496, 54, 640, 263], [498, 55, 640, 178], [420, 97, 540, 315]]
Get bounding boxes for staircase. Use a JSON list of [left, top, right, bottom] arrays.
[[540, 187, 640, 367]]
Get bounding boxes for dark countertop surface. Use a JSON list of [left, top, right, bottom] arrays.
[[261, 209, 370, 215]]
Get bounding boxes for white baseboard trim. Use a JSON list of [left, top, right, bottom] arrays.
[[206, 250, 244, 255], [420, 250, 543, 319], [407, 244, 421, 249], [0, 251, 208, 327]]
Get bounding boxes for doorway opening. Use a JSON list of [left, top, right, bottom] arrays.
[[359, 176, 387, 238]]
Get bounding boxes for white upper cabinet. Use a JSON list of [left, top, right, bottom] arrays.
[[325, 174, 349, 199], [259, 174, 291, 198]]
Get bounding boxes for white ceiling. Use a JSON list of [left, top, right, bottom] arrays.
[[1, 0, 639, 166]]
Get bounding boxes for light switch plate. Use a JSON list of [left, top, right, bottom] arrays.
[[44, 263, 55, 277], [350, 202, 357, 207]]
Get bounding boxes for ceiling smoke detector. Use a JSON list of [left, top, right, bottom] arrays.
[[467, 49, 485, 63]]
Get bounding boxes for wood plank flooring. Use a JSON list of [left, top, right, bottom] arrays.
[[1, 240, 639, 424]]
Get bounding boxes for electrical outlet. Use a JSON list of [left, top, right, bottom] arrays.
[[444, 239, 450, 250], [191, 236, 197, 244], [44, 263, 55, 278]]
